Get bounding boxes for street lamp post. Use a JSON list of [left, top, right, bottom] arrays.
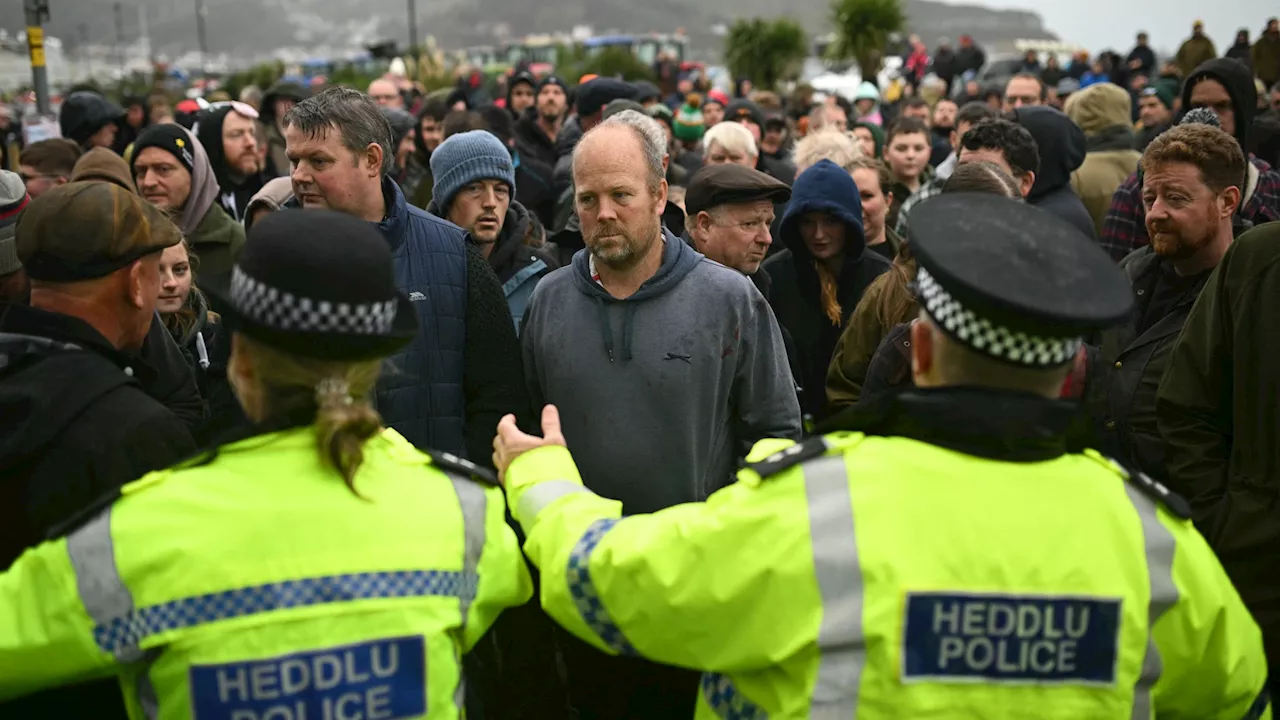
[[24, 0, 51, 115]]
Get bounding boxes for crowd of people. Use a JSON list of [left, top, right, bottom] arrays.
[[0, 14, 1279, 720]]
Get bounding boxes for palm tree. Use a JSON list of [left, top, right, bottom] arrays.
[[723, 18, 809, 91], [828, 0, 906, 80]]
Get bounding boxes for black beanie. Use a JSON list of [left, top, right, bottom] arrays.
[[131, 123, 196, 177]]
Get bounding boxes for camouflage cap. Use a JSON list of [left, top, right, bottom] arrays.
[[16, 181, 182, 282]]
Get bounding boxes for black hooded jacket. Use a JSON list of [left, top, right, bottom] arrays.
[[0, 306, 196, 567], [762, 159, 891, 419], [1011, 106, 1097, 239], [58, 92, 124, 149], [196, 106, 269, 222], [1182, 58, 1260, 150]]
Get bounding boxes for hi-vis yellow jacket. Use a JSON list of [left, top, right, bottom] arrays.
[[0, 426, 532, 719], [506, 433, 1270, 719]]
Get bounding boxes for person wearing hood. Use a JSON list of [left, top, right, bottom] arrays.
[[155, 237, 245, 444], [258, 81, 309, 178], [520, 109, 801, 719], [1008, 105, 1095, 239], [1227, 29, 1254, 69], [131, 124, 246, 279], [427, 130, 558, 333], [196, 103, 270, 222], [506, 71, 537, 120], [1101, 58, 1280, 261], [852, 119, 885, 158], [1255, 18, 1280, 90], [853, 81, 884, 127], [58, 91, 124, 152], [1065, 83, 1143, 235], [763, 159, 892, 420]]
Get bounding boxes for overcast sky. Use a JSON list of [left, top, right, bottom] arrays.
[[944, 0, 1276, 55]]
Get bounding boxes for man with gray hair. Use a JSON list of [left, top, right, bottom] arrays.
[[519, 108, 802, 718], [281, 87, 529, 465]]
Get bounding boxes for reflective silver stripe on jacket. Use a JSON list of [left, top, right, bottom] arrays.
[[66, 507, 142, 664], [450, 476, 489, 629], [803, 454, 864, 718], [1124, 484, 1180, 720], [515, 479, 591, 526]]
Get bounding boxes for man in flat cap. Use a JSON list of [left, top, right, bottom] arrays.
[[0, 182, 197, 565], [493, 193, 1268, 719], [685, 162, 791, 282], [0, 182, 198, 717]]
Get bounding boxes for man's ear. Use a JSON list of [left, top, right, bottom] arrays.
[[910, 317, 933, 381], [1220, 186, 1242, 218], [1020, 171, 1036, 198], [126, 259, 148, 310], [365, 143, 384, 178]]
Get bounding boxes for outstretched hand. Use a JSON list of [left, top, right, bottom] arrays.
[[492, 405, 567, 486]]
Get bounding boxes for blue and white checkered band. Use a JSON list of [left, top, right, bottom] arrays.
[[230, 267, 398, 335], [917, 267, 1082, 367]]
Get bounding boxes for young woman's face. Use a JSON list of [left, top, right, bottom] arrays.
[[157, 244, 193, 315]]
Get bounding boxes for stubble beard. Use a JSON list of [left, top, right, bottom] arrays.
[[587, 215, 661, 271]]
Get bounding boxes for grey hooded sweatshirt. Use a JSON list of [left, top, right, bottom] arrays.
[[521, 230, 802, 514]]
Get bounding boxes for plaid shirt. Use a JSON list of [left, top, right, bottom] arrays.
[[1099, 157, 1280, 262], [893, 176, 945, 237]]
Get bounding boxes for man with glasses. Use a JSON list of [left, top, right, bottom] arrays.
[[18, 139, 81, 199], [196, 101, 271, 221]]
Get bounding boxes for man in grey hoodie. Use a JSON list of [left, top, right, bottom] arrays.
[[519, 109, 802, 718]]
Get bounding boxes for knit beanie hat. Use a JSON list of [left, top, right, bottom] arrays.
[[674, 94, 705, 143], [429, 130, 516, 213], [131, 123, 196, 178], [853, 121, 885, 157], [0, 170, 28, 275]]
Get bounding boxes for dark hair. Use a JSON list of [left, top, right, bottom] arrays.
[[20, 139, 83, 176], [886, 116, 929, 145], [944, 160, 1023, 197], [903, 97, 930, 112], [442, 110, 487, 139], [982, 87, 1004, 103], [282, 87, 395, 174], [419, 98, 449, 123], [478, 105, 515, 147], [956, 101, 999, 130], [1008, 73, 1047, 101], [1142, 123, 1248, 195], [960, 119, 1040, 178]]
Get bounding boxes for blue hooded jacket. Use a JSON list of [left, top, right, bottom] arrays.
[[763, 159, 891, 418]]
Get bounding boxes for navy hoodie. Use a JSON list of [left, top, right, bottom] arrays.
[[521, 228, 801, 514], [1011, 106, 1097, 240], [763, 159, 891, 418]]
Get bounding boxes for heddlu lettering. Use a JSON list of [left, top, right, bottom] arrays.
[[190, 637, 426, 720], [901, 592, 1121, 685]]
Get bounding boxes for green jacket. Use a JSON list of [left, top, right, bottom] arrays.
[[1253, 32, 1280, 85], [1175, 36, 1218, 78], [190, 203, 247, 279], [1157, 220, 1280, 670]]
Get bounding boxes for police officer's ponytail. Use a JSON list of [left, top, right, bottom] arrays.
[[315, 375, 382, 495], [237, 336, 383, 494]]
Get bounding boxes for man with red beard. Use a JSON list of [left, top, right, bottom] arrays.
[[1085, 122, 1244, 481], [196, 102, 270, 222]]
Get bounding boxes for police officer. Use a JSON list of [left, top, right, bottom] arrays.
[[0, 209, 533, 718], [493, 194, 1270, 719]]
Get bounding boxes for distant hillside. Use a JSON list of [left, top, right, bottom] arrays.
[[0, 0, 1055, 62]]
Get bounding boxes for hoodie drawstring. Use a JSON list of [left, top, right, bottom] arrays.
[[195, 331, 210, 370], [594, 297, 637, 363], [595, 297, 616, 363]]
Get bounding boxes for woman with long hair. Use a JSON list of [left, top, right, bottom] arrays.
[[0, 209, 532, 716], [826, 161, 1022, 411], [157, 239, 243, 444]]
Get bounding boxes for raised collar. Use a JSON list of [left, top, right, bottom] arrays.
[[819, 387, 1089, 462], [0, 304, 157, 384]]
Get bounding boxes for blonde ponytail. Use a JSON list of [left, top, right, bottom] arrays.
[[238, 336, 384, 494]]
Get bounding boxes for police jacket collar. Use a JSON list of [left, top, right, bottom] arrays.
[[820, 388, 1088, 462]]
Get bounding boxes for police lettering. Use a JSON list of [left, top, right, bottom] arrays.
[[901, 593, 1121, 684], [190, 637, 426, 720]]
